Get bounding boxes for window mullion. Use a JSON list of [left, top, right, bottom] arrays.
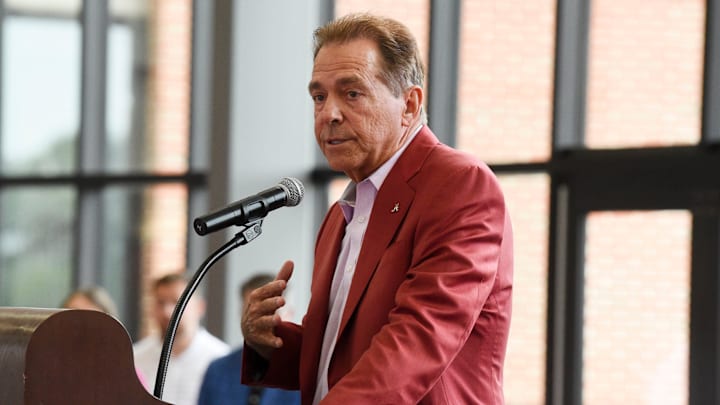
[[702, 0, 720, 144], [427, 0, 461, 147], [689, 210, 720, 403], [75, 0, 108, 287], [551, 0, 591, 152]]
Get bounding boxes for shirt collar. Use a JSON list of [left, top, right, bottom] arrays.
[[338, 124, 423, 221]]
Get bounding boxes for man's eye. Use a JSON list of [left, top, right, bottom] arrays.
[[312, 94, 325, 102], [348, 91, 359, 98]]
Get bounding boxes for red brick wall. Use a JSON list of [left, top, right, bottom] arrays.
[[584, 211, 690, 404], [139, 0, 192, 338], [147, 0, 191, 173], [457, 0, 556, 164], [586, 0, 704, 148], [497, 174, 549, 405]]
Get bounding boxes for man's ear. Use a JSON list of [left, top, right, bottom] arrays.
[[402, 85, 423, 126]]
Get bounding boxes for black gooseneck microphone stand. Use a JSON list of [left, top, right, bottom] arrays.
[[152, 220, 264, 400]]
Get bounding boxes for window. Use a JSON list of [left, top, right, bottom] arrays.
[[0, 0, 199, 339], [2, 13, 81, 174], [457, 0, 555, 164], [583, 210, 690, 404], [585, 0, 705, 148], [499, 174, 550, 405]]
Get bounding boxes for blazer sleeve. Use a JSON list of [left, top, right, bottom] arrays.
[[241, 321, 303, 390], [322, 162, 511, 404]]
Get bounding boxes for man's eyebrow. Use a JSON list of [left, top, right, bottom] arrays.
[[336, 75, 364, 87], [308, 75, 365, 93], [308, 81, 322, 93]]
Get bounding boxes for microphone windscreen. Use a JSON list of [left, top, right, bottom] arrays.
[[279, 177, 304, 206]]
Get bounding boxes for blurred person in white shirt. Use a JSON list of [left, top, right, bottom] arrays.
[[134, 273, 230, 405]]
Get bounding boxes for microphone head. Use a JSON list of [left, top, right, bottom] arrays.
[[279, 177, 304, 206]]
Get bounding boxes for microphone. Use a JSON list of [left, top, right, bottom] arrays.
[[193, 177, 304, 236]]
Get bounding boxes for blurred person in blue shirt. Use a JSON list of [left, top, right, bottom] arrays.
[[198, 274, 300, 405]]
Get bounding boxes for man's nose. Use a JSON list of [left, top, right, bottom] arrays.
[[318, 96, 343, 125]]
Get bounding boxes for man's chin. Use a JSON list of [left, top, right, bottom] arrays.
[[325, 157, 354, 175]]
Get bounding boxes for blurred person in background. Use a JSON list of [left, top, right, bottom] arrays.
[[198, 273, 300, 405], [62, 286, 119, 317], [62, 285, 148, 388], [134, 273, 230, 405]]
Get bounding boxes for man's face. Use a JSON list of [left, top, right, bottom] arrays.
[[153, 281, 203, 338], [309, 38, 412, 182]]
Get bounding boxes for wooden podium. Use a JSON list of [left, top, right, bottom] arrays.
[[0, 307, 172, 405]]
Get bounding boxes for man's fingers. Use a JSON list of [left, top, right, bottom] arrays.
[[276, 260, 294, 283], [246, 261, 293, 303], [241, 261, 293, 358], [244, 314, 284, 347], [247, 296, 285, 321], [249, 279, 286, 302]]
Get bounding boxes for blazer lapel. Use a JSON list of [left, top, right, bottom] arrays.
[[337, 127, 439, 336], [310, 207, 346, 317], [301, 205, 346, 394]]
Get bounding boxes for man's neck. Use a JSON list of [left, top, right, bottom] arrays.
[[169, 328, 198, 356]]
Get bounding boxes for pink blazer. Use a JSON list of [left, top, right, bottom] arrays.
[[244, 127, 513, 404]]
